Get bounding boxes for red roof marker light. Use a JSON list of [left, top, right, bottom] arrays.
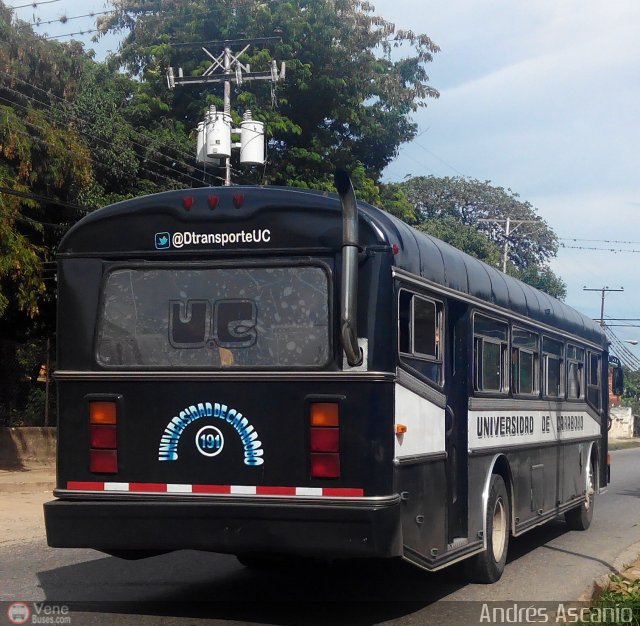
[[233, 193, 245, 209]]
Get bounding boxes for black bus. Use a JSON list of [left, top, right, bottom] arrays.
[[44, 174, 615, 583]]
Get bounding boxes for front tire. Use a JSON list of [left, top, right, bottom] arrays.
[[466, 474, 510, 584], [564, 460, 595, 531]]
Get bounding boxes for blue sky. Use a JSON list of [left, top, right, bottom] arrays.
[[373, 0, 640, 362], [8, 0, 640, 362]]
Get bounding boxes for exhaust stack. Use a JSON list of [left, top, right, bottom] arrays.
[[334, 170, 363, 367]]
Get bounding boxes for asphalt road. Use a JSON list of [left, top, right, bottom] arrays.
[[2, 447, 640, 625]]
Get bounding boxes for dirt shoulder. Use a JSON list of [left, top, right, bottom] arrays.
[[0, 490, 52, 547]]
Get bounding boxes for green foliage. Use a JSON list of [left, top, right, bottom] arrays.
[[621, 366, 640, 414], [417, 216, 503, 267], [579, 575, 640, 626], [512, 266, 567, 301], [0, 3, 93, 318], [394, 175, 567, 299], [98, 0, 440, 197]]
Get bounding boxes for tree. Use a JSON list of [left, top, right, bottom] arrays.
[[621, 366, 640, 416], [394, 176, 567, 299], [0, 4, 93, 318], [0, 1, 199, 422], [97, 0, 440, 201]]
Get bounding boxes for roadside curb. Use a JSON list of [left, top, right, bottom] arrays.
[[579, 540, 640, 602]]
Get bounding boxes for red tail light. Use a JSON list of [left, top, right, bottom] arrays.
[[90, 450, 118, 474], [90, 425, 117, 449], [89, 400, 119, 474], [310, 427, 339, 452], [310, 402, 340, 479], [310, 453, 340, 478]]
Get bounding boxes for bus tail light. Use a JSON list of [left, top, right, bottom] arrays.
[[90, 425, 117, 449], [90, 450, 118, 474], [89, 400, 118, 474], [310, 453, 340, 478], [310, 403, 339, 427], [310, 402, 340, 478], [89, 402, 117, 425]]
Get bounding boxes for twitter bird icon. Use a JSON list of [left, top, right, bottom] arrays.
[[155, 232, 171, 249]]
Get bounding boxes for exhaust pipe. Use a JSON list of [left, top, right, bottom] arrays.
[[334, 170, 363, 367]]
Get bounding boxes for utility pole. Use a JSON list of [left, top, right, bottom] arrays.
[[583, 286, 624, 326], [167, 37, 285, 186], [477, 217, 539, 272]]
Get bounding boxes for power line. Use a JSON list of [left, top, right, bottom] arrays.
[[560, 237, 640, 245], [7, 123, 189, 190], [8, 0, 63, 9], [0, 185, 89, 212], [605, 327, 640, 370], [0, 70, 202, 175], [560, 244, 640, 253], [412, 139, 466, 177], [0, 78, 221, 186], [605, 319, 640, 322], [34, 10, 110, 26], [583, 286, 624, 327], [44, 28, 99, 40]]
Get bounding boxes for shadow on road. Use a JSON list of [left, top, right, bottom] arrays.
[[37, 553, 467, 624], [35, 520, 579, 625]]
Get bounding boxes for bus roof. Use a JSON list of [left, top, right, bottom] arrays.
[[59, 185, 605, 348]]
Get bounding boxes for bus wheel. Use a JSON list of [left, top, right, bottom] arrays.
[[466, 474, 510, 584], [565, 460, 595, 531]]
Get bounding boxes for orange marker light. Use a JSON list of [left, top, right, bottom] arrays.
[[310, 402, 339, 427], [89, 401, 117, 425], [395, 424, 407, 435]]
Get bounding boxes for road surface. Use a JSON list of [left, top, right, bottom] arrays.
[[2, 447, 640, 625]]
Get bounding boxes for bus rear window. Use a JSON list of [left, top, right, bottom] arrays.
[[96, 265, 330, 368]]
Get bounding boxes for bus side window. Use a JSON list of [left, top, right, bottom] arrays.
[[512, 327, 539, 396], [567, 344, 585, 400], [398, 289, 443, 387], [473, 314, 509, 394], [587, 351, 601, 409], [542, 337, 564, 399]]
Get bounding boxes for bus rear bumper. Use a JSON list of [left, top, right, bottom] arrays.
[[44, 495, 403, 559]]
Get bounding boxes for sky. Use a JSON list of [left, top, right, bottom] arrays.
[[7, 0, 640, 363], [372, 0, 640, 363]]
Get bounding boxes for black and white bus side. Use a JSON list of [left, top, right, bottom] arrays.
[[44, 175, 618, 583]]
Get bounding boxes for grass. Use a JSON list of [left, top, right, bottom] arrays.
[[576, 576, 640, 625]]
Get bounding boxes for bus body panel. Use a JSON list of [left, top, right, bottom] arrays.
[[44, 495, 403, 558], [54, 379, 394, 495], [46, 185, 610, 576]]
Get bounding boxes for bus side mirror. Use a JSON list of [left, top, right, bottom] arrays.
[[612, 366, 624, 397]]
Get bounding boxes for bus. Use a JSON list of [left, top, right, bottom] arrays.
[[44, 173, 619, 583]]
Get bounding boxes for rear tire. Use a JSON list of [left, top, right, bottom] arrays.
[[466, 474, 510, 584], [565, 459, 595, 531]]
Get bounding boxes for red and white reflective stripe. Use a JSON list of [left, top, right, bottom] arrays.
[[66, 481, 364, 497]]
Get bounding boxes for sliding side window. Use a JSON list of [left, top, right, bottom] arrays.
[[543, 337, 564, 399], [473, 314, 508, 394], [398, 290, 443, 386], [567, 345, 585, 400], [512, 327, 539, 396]]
